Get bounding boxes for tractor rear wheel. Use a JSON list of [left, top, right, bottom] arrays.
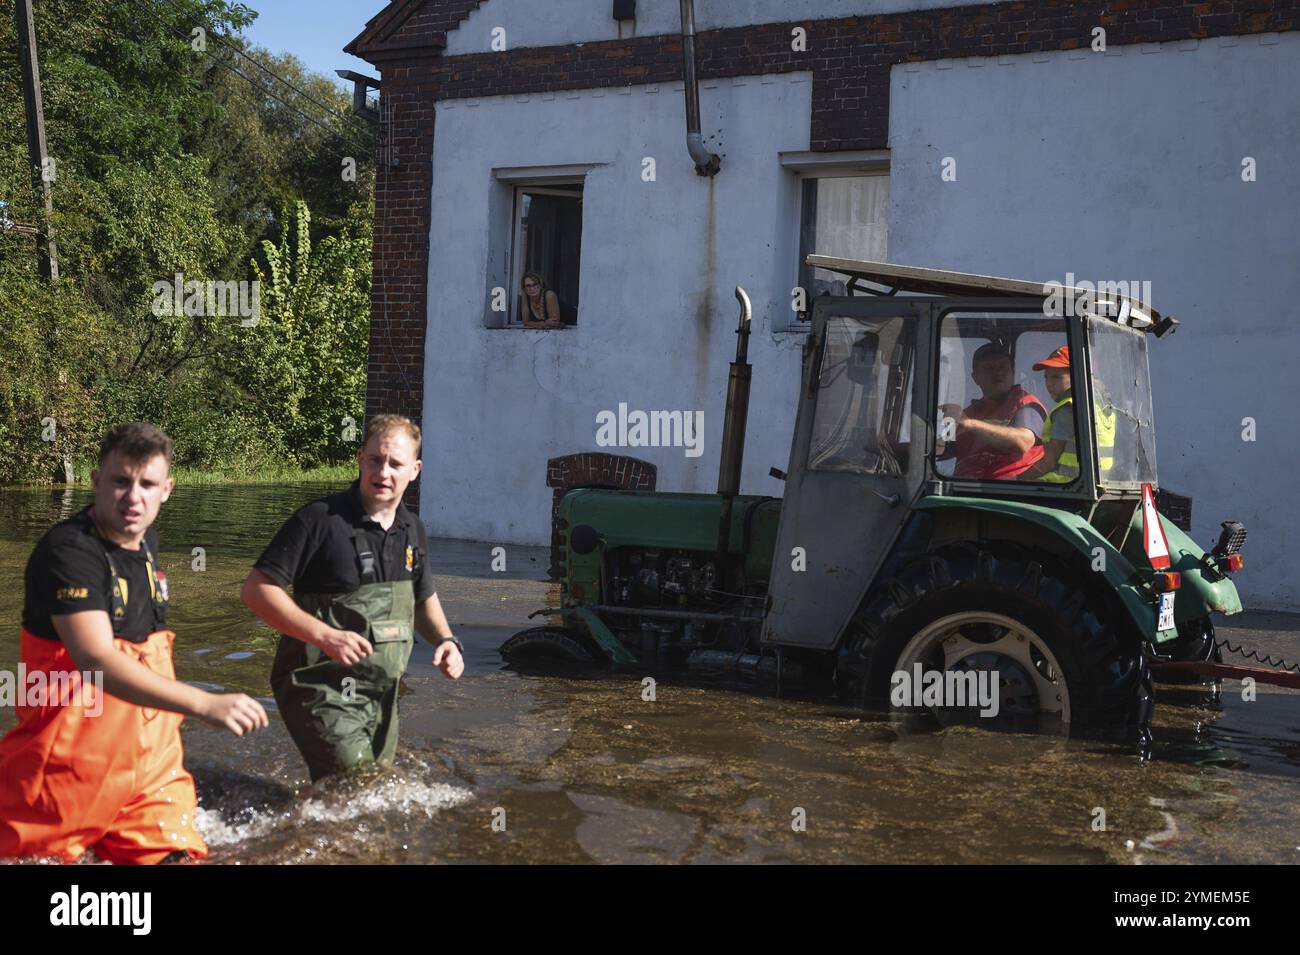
[[844, 543, 1153, 743]]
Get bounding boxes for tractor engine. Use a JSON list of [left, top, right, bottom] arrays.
[[609, 548, 718, 607], [603, 547, 757, 656]]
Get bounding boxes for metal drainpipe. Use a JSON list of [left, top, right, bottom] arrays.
[[679, 0, 721, 176]]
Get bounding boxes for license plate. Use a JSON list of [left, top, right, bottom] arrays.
[[1157, 591, 1176, 632]]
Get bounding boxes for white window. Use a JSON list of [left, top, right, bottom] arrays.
[[781, 152, 890, 326], [509, 181, 584, 327]]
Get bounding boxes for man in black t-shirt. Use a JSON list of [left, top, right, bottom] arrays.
[[241, 414, 464, 781], [0, 423, 267, 865]]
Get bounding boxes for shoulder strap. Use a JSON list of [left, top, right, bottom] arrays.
[[85, 518, 131, 635], [140, 537, 167, 630], [351, 528, 378, 585]]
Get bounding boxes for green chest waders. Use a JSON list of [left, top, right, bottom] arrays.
[[270, 529, 416, 781]]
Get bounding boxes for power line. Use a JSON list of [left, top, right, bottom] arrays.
[[208, 50, 375, 154], [135, 3, 375, 154], [154, 0, 375, 143]]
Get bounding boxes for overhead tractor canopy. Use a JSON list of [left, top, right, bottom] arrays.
[[805, 256, 1178, 338]]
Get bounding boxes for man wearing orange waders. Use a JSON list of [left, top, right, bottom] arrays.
[[0, 423, 268, 864], [240, 414, 464, 782]]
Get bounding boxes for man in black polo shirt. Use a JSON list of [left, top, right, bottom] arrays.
[[240, 414, 464, 781], [0, 422, 267, 864]]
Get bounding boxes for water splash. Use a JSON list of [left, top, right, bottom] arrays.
[[195, 764, 473, 849]]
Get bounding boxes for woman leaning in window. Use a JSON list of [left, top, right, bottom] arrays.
[[520, 271, 563, 328]]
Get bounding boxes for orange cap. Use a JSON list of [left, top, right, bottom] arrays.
[[1033, 345, 1070, 370]]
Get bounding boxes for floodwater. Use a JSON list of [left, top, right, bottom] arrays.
[[1, 483, 1299, 864]]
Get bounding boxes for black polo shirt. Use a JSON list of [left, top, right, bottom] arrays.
[[23, 508, 166, 644], [254, 481, 435, 601]]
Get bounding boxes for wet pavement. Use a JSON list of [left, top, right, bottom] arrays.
[[1, 483, 1299, 864]]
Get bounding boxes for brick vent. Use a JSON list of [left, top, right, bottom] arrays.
[[546, 452, 657, 576]]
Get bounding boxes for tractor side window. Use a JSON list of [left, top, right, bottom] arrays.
[[807, 315, 914, 477], [936, 312, 1075, 484]]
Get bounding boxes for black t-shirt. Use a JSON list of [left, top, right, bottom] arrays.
[[254, 482, 435, 601], [22, 508, 167, 644]]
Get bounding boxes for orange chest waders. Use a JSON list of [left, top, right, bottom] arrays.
[[0, 540, 206, 865]]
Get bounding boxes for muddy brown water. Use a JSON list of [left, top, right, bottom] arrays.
[[1, 484, 1298, 864]]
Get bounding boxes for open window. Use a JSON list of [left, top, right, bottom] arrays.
[[935, 311, 1078, 485], [509, 182, 583, 327]]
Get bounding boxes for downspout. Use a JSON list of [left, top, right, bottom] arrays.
[[679, 0, 721, 176]]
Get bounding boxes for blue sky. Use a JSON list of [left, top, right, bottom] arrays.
[[242, 1, 391, 84]]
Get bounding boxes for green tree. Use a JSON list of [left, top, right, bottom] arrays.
[[229, 199, 371, 467], [0, 1, 375, 482]]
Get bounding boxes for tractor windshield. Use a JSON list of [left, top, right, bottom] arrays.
[[1087, 318, 1158, 486]]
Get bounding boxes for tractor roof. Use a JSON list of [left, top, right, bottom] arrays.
[[806, 256, 1177, 337]]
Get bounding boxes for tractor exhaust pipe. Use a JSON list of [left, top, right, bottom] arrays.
[[716, 287, 752, 564], [679, 0, 721, 176]]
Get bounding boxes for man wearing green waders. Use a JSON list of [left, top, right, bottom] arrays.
[[240, 414, 464, 781]]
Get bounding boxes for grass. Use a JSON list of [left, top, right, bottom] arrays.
[[65, 461, 355, 486], [168, 463, 356, 486]]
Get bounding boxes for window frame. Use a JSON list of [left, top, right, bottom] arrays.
[[507, 180, 585, 329], [930, 304, 1098, 503], [781, 152, 890, 330], [806, 312, 917, 478]]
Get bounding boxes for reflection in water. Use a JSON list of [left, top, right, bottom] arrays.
[[0, 484, 1298, 863]]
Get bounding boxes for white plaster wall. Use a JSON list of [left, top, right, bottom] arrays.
[[421, 73, 814, 546], [887, 34, 1300, 610], [446, 0, 976, 54]]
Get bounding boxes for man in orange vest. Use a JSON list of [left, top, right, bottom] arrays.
[[0, 422, 268, 864], [941, 343, 1047, 480]]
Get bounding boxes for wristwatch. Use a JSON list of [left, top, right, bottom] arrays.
[[437, 635, 465, 655]]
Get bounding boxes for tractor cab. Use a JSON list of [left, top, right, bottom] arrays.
[[763, 257, 1179, 651]]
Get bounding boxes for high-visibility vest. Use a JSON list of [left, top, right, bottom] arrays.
[[952, 386, 1047, 479], [1095, 401, 1116, 482], [1040, 395, 1116, 483]]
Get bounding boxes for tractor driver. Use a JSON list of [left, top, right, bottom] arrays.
[[940, 343, 1047, 480]]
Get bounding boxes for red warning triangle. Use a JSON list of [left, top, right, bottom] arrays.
[[1142, 483, 1171, 570]]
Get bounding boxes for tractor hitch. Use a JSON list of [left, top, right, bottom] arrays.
[[1150, 659, 1300, 689]]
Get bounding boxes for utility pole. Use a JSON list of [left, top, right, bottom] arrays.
[[15, 0, 58, 279]]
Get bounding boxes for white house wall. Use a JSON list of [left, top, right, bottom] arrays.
[[886, 34, 1300, 610], [421, 73, 814, 546], [445, 0, 977, 55]]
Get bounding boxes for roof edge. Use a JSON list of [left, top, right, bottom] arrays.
[[345, 0, 448, 59]]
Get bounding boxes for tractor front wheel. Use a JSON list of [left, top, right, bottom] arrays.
[[499, 626, 602, 670], [845, 543, 1153, 743]]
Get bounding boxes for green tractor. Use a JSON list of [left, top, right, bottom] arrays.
[[501, 257, 1247, 748]]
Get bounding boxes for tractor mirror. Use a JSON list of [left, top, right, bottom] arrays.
[[846, 331, 880, 384], [569, 524, 601, 555]]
